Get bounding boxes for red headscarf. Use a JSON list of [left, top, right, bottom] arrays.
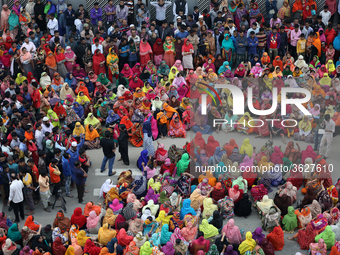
[[182, 38, 194, 53], [70, 207, 87, 228], [116, 228, 134, 247], [52, 237, 67, 255], [92, 49, 106, 75], [53, 102, 67, 116], [24, 215, 40, 231], [205, 135, 220, 157], [84, 239, 102, 255], [153, 38, 164, 55], [1, 51, 11, 67], [118, 106, 129, 118], [224, 139, 238, 157], [55, 51, 66, 62], [191, 132, 206, 151]]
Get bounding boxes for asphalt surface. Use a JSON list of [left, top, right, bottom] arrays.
[[2, 130, 340, 254]]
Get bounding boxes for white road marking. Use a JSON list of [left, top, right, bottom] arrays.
[[93, 188, 101, 197]]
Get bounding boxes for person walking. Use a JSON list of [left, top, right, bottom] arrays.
[[8, 173, 25, 222], [320, 114, 335, 159], [74, 161, 87, 204], [100, 131, 117, 176]]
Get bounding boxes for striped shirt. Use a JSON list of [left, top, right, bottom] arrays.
[[256, 33, 267, 49], [125, 1, 134, 15]]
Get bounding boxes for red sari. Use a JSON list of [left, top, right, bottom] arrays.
[[92, 49, 106, 75], [139, 41, 153, 68]]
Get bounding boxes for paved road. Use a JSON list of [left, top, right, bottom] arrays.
[[2, 131, 339, 254]]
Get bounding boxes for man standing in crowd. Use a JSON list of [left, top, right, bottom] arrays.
[[8, 173, 24, 222], [320, 114, 335, 159], [100, 131, 116, 177]]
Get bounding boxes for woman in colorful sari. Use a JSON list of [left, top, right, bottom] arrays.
[[298, 115, 312, 140], [60, 82, 76, 103], [182, 38, 194, 70], [85, 124, 101, 149], [8, 10, 19, 38], [237, 112, 254, 134], [0, 5, 11, 31], [221, 34, 234, 64], [106, 47, 119, 81], [255, 115, 271, 138], [163, 36, 175, 68], [157, 60, 170, 82], [19, 47, 34, 75], [84, 113, 101, 129], [168, 113, 186, 138], [143, 118, 155, 156], [45, 51, 57, 78], [53, 102, 67, 120], [73, 64, 87, 80], [192, 105, 212, 134], [153, 38, 164, 67], [140, 39, 153, 68], [64, 46, 76, 72], [93, 49, 106, 75], [51, 73, 64, 93], [47, 109, 60, 128], [277, 0, 290, 20], [73, 102, 85, 120], [145, 60, 157, 75], [97, 73, 112, 89]]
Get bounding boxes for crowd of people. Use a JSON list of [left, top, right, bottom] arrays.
[[0, 0, 340, 254]]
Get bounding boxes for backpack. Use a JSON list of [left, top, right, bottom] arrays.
[[263, 206, 281, 232]]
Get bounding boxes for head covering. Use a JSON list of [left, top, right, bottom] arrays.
[[238, 232, 256, 254]]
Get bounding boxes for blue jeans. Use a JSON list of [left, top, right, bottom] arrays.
[[58, 13, 66, 35], [257, 48, 265, 59], [65, 175, 72, 196], [101, 156, 115, 175], [65, 26, 72, 42], [248, 53, 255, 61], [236, 54, 245, 67], [314, 131, 323, 151]]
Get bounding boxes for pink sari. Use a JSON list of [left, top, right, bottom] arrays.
[[0, 5, 11, 31], [144, 113, 158, 140], [65, 46, 77, 72]]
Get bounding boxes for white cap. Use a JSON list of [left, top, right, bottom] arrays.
[[176, 16, 181, 20], [42, 117, 49, 122], [199, 15, 204, 19], [71, 141, 77, 147], [130, 24, 135, 28]]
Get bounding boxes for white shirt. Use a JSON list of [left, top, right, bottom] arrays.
[[173, 1, 188, 22], [320, 10, 331, 26], [9, 179, 24, 203], [74, 19, 83, 32], [35, 129, 43, 151], [41, 123, 54, 136], [91, 44, 103, 54], [47, 18, 59, 35], [1, 145, 13, 156], [150, 1, 172, 21], [127, 35, 140, 46], [21, 41, 36, 58]]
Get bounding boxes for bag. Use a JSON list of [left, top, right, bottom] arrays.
[[251, 184, 268, 202], [263, 206, 281, 232]]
